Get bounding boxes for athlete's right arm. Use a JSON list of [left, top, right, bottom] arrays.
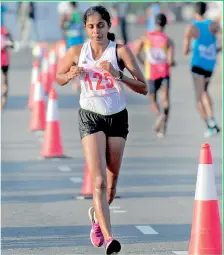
[[56, 45, 83, 86], [183, 24, 193, 56], [134, 36, 145, 65]]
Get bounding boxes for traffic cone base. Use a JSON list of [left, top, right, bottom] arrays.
[[77, 163, 93, 199], [30, 80, 46, 131], [75, 163, 121, 200], [189, 200, 222, 255], [41, 121, 64, 158], [30, 101, 46, 131]]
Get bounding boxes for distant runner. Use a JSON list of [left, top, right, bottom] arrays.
[[135, 13, 176, 137], [183, 2, 222, 137], [1, 26, 14, 110]]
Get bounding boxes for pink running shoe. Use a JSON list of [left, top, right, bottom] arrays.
[[88, 207, 104, 247], [105, 237, 121, 254]]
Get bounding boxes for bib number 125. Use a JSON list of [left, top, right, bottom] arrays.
[[84, 72, 115, 90]]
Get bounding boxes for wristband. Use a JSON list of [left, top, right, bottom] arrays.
[[115, 70, 124, 81]]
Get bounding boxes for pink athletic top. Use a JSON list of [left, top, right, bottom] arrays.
[[1, 26, 9, 67], [144, 31, 170, 80]]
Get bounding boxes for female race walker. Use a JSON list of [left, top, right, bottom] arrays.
[[56, 5, 147, 254]]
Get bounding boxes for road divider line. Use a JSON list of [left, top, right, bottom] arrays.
[[135, 226, 158, 235], [109, 206, 121, 210], [70, 177, 83, 183], [172, 251, 188, 255], [112, 210, 127, 213], [59, 165, 71, 172]]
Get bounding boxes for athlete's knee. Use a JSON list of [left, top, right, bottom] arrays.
[[94, 176, 107, 192], [2, 87, 8, 98], [197, 100, 204, 111], [162, 99, 169, 109]]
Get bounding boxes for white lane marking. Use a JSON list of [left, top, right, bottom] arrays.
[[112, 210, 127, 213], [135, 226, 158, 235], [109, 206, 121, 210], [172, 252, 188, 255], [69, 177, 83, 183], [59, 165, 71, 172]]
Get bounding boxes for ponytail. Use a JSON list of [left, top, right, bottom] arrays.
[[107, 32, 115, 41]]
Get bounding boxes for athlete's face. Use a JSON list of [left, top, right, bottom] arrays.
[[85, 13, 109, 42]]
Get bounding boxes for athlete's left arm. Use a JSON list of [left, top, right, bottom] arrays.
[[210, 21, 222, 52], [118, 45, 148, 95], [183, 24, 193, 56], [167, 38, 175, 67]]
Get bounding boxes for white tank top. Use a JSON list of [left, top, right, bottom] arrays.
[[77, 40, 127, 115]]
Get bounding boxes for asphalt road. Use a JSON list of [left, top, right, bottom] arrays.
[[1, 23, 222, 255]]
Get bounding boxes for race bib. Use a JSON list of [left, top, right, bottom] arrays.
[[198, 44, 217, 60], [1, 35, 6, 50], [147, 48, 167, 64], [80, 66, 121, 95], [66, 23, 82, 37]]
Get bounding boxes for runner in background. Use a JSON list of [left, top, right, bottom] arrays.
[[117, 3, 129, 45], [16, 2, 38, 48], [64, 2, 84, 49], [1, 26, 14, 111], [183, 2, 222, 137], [57, 1, 73, 40], [134, 13, 176, 137]]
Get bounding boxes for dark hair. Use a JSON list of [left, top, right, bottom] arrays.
[[83, 5, 116, 41], [195, 2, 207, 15], [155, 13, 167, 27], [70, 2, 77, 8]]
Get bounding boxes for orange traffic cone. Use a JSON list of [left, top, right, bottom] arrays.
[[41, 88, 64, 158], [56, 40, 66, 72], [188, 143, 222, 255], [48, 46, 57, 89], [77, 163, 93, 200], [40, 51, 50, 94], [30, 81, 46, 131], [28, 60, 39, 109]]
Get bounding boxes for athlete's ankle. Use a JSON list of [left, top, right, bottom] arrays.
[[206, 117, 217, 128]]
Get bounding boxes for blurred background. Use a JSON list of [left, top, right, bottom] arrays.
[[1, 1, 222, 50]]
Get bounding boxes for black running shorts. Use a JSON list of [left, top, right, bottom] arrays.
[[78, 108, 129, 140], [1, 65, 9, 74], [191, 66, 213, 79], [148, 76, 170, 94]]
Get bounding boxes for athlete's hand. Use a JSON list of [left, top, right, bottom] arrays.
[[98, 61, 119, 78], [169, 60, 176, 67], [66, 66, 84, 80]]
